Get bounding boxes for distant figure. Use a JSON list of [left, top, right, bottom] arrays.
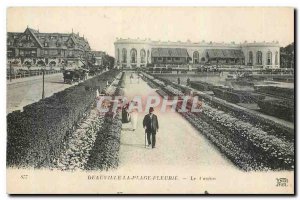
[[129, 101, 138, 131], [130, 73, 134, 83], [122, 103, 130, 123], [187, 77, 190, 86], [143, 107, 159, 149], [177, 77, 181, 85]]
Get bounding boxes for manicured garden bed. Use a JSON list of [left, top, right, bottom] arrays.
[[7, 69, 121, 168], [141, 71, 294, 171]]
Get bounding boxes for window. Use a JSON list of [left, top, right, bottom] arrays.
[[248, 51, 253, 65], [267, 51, 272, 65], [275, 51, 278, 65], [122, 48, 127, 63], [44, 50, 48, 55], [140, 49, 146, 63], [130, 48, 137, 63], [117, 48, 120, 62], [167, 57, 171, 61], [193, 51, 199, 64], [158, 57, 162, 61], [256, 51, 262, 65], [44, 42, 48, 47]]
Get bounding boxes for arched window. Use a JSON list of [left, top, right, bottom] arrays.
[[267, 51, 272, 65], [248, 51, 253, 65], [256, 51, 262, 65], [140, 49, 146, 63], [117, 48, 120, 62], [275, 51, 278, 65], [193, 51, 199, 64], [130, 48, 137, 63], [122, 48, 127, 63]]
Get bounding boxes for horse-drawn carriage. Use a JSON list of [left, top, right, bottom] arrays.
[[63, 68, 89, 84]]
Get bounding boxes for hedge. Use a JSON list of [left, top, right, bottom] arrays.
[[257, 99, 294, 122], [7, 69, 120, 168], [254, 85, 294, 100]]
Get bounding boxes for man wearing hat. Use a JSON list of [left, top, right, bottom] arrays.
[[143, 107, 159, 149]]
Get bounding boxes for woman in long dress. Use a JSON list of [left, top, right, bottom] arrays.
[[129, 101, 138, 131]]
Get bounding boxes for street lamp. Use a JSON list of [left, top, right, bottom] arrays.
[[9, 61, 12, 82], [42, 66, 45, 99]]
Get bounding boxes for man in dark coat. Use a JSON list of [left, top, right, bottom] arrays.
[[143, 107, 159, 149]]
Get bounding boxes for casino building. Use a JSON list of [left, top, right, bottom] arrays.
[[114, 38, 280, 69]]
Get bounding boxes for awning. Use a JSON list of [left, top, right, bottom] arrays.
[[151, 48, 189, 58], [206, 49, 244, 59]]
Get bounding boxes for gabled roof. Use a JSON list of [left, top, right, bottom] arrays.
[[151, 48, 189, 57], [24, 27, 43, 47], [7, 27, 91, 51]]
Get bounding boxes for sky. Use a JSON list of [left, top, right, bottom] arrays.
[[7, 7, 294, 56]]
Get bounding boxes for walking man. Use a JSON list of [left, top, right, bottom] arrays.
[[143, 107, 159, 149]]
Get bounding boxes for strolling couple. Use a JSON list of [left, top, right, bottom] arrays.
[[143, 107, 159, 149]]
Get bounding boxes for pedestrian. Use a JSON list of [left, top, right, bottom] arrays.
[[177, 77, 181, 85], [130, 73, 133, 83], [143, 107, 159, 149], [129, 101, 139, 131], [187, 77, 190, 86]]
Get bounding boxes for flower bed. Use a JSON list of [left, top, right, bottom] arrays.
[[86, 109, 122, 170], [180, 112, 263, 171], [6, 70, 121, 168], [54, 110, 105, 171], [198, 104, 294, 170]]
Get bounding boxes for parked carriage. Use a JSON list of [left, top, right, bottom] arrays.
[[63, 68, 89, 84]]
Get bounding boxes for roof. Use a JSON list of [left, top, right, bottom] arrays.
[[7, 27, 91, 51], [206, 49, 244, 59], [151, 48, 189, 57]]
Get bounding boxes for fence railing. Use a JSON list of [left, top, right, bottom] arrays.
[[7, 70, 62, 80]]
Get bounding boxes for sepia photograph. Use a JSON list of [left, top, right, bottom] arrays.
[[5, 6, 295, 194]]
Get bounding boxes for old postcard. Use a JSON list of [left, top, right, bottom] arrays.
[[6, 7, 294, 194]]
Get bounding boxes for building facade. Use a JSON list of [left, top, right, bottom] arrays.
[[114, 38, 280, 69], [7, 27, 92, 69]]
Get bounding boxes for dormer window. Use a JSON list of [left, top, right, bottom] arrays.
[[44, 42, 48, 47]]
